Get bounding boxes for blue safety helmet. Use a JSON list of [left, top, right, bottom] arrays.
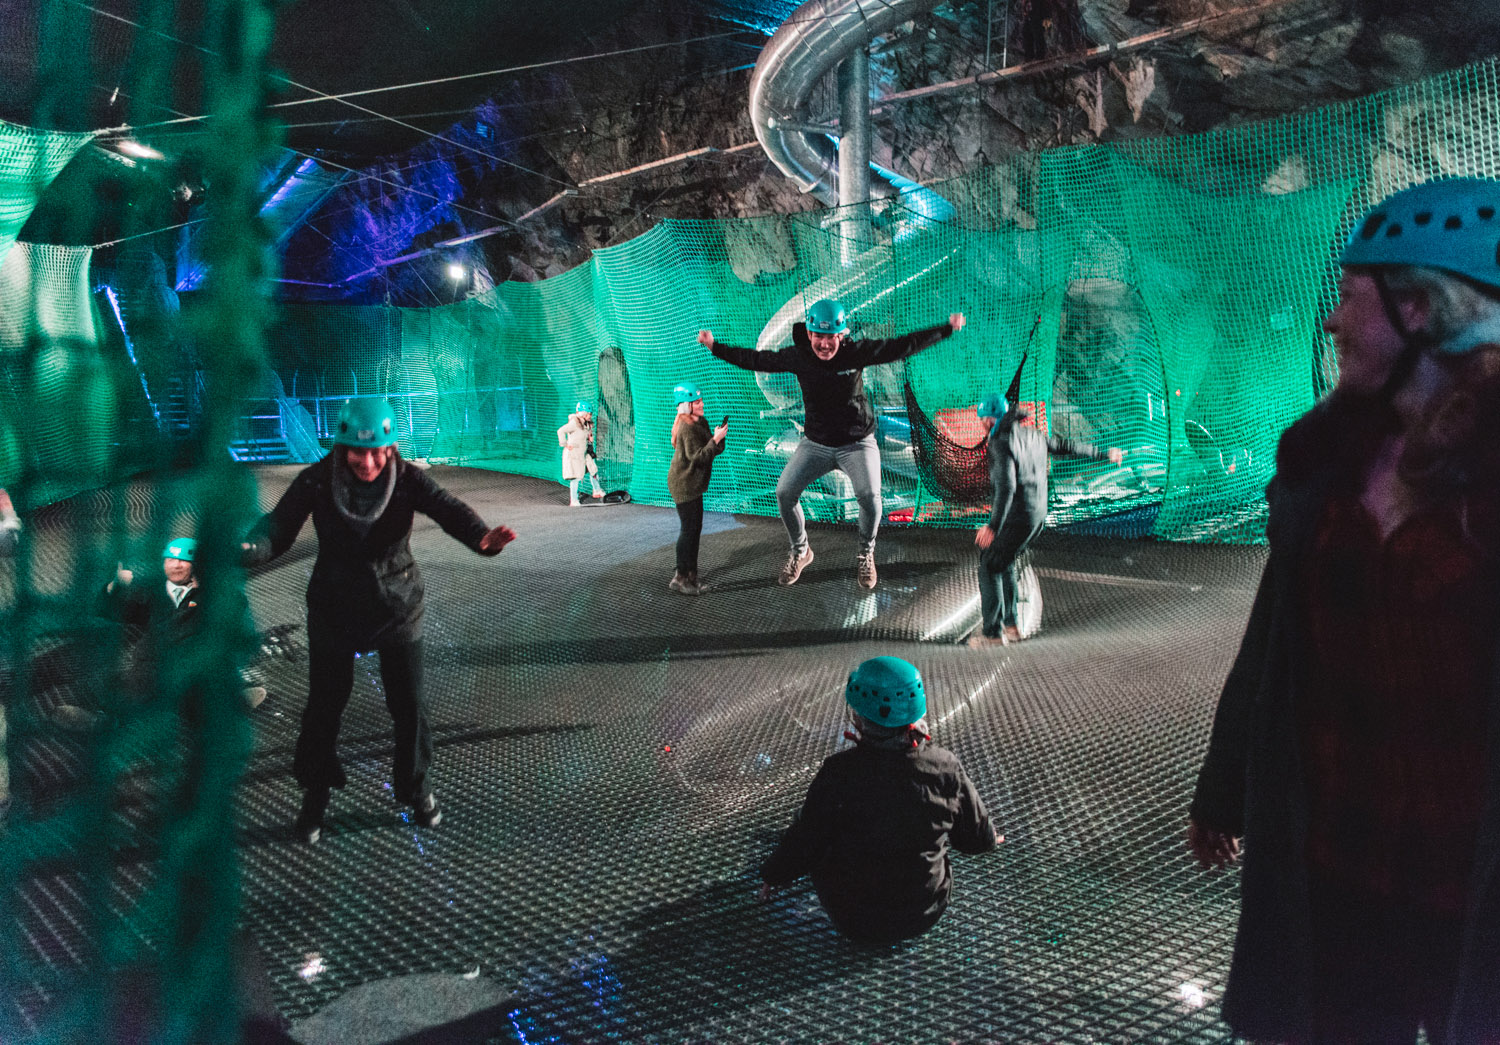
[[333, 398, 398, 448], [977, 392, 1008, 420], [844, 656, 927, 728], [1341, 178, 1500, 289], [806, 298, 849, 335], [162, 537, 197, 562], [575, 399, 595, 415], [673, 382, 702, 406]]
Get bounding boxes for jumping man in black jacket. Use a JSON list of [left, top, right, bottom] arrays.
[[698, 298, 965, 590], [243, 398, 515, 843], [760, 656, 1000, 943]]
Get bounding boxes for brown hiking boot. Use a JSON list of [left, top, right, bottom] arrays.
[[778, 546, 814, 586]]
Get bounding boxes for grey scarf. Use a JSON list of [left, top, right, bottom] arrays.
[[332, 453, 397, 536]]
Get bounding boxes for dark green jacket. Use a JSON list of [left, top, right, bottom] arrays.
[[667, 416, 723, 504]]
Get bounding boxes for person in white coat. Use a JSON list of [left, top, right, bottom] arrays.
[[557, 399, 604, 506]]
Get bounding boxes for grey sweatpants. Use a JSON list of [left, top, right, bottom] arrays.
[[775, 434, 881, 555]]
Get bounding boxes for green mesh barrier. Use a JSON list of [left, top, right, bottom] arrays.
[[1, 0, 275, 1040], [231, 56, 1500, 542]]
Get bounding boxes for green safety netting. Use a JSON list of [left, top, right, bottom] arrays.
[[1, 46, 1499, 1039], [202, 57, 1498, 543]]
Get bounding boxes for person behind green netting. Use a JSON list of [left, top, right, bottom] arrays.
[[698, 300, 965, 591], [242, 397, 515, 844], [759, 656, 1001, 944], [666, 381, 727, 596], [1189, 177, 1500, 1042], [87, 536, 265, 723], [968, 390, 1122, 648], [557, 398, 605, 506]]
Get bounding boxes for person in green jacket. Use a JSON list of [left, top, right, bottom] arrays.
[[666, 382, 727, 595]]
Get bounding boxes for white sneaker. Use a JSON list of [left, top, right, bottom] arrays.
[[855, 552, 877, 590]]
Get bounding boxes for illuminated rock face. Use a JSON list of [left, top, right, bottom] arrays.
[[265, 0, 1497, 305]]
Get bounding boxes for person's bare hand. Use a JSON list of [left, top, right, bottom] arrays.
[[113, 562, 134, 589], [949, 313, 966, 332], [974, 524, 994, 550], [713, 422, 728, 444], [1188, 819, 1241, 870], [479, 526, 516, 555], [1107, 447, 1125, 465], [994, 831, 1005, 844], [757, 882, 774, 902], [697, 330, 715, 348]]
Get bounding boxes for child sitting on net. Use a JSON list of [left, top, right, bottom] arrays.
[[759, 656, 1002, 943]]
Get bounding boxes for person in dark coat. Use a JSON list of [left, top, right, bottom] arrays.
[[969, 392, 1122, 647], [243, 397, 515, 844], [666, 381, 727, 596], [760, 656, 1001, 944], [1189, 177, 1500, 1043], [698, 300, 965, 590]]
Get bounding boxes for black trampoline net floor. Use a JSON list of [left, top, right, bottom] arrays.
[[8, 467, 1269, 1043]]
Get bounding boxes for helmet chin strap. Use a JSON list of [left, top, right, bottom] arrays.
[[1372, 270, 1432, 401]]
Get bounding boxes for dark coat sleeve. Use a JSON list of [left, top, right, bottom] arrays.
[[848, 324, 953, 367], [409, 468, 490, 552], [243, 467, 319, 566], [1046, 435, 1107, 460], [710, 340, 798, 373], [761, 763, 841, 886], [948, 765, 999, 855], [1190, 539, 1278, 837]]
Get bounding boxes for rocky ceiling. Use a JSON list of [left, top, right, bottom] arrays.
[[10, 0, 1500, 303]]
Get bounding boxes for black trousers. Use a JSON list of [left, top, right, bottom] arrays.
[[294, 629, 430, 803], [675, 497, 704, 574]]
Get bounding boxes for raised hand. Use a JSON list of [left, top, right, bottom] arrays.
[[697, 330, 715, 347], [479, 526, 517, 555], [949, 313, 966, 332], [713, 422, 728, 444], [1107, 447, 1125, 464]]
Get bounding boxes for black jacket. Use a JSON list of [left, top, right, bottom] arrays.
[[244, 455, 489, 648], [711, 322, 953, 447], [987, 413, 1107, 533], [761, 738, 997, 943]]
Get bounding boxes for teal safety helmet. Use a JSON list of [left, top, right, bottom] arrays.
[[162, 537, 197, 562], [575, 399, 595, 415], [806, 298, 849, 335], [1341, 178, 1500, 292], [333, 398, 398, 448], [673, 382, 702, 406], [845, 656, 927, 728], [977, 392, 1008, 420]]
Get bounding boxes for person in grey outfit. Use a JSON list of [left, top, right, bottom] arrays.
[[970, 391, 1121, 646]]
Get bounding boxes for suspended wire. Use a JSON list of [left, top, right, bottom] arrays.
[[92, 217, 206, 250], [266, 30, 759, 110], [70, 0, 574, 190]]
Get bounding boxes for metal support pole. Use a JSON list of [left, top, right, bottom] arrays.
[[836, 41, 871, 266]]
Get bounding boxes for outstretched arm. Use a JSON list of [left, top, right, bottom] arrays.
[[409, 467, 506, 554], [856, 313, 965, 367], [699, 329, 797, 374], [1046, 435, 1124, 464], [243, 471, 318, 566]]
